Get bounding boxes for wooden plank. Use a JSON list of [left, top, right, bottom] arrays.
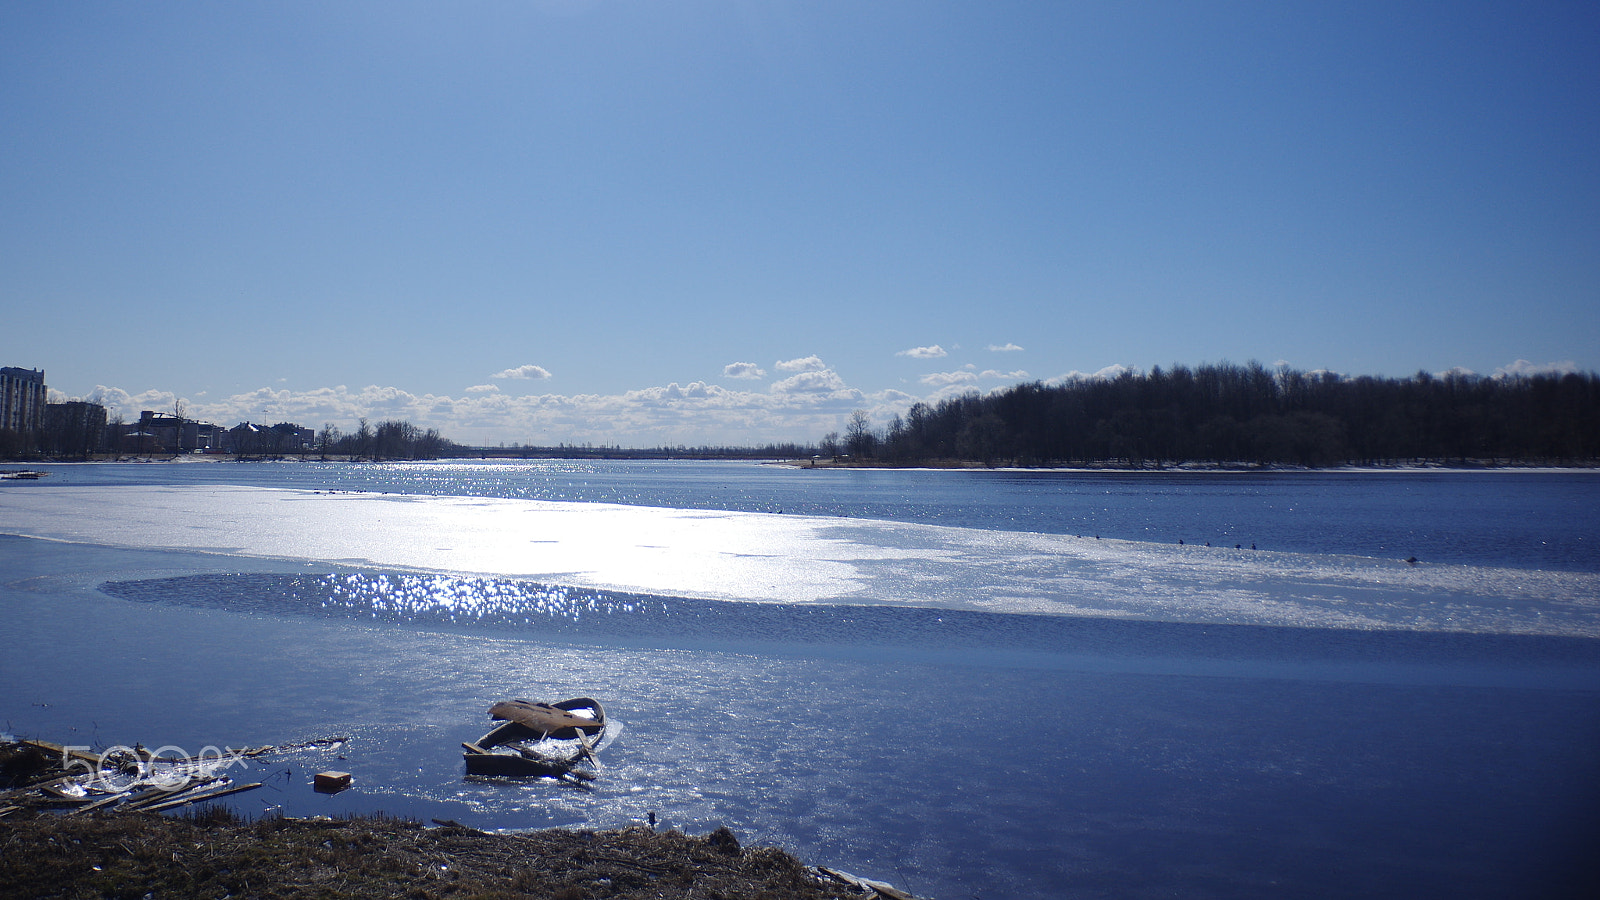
[[74, 786, 165, 815], [20, 739, 102, 767], [0, 774, 78, 802], [143, 781, 263, 813], [119, 781, 213, 812]]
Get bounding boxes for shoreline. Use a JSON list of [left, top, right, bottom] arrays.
[[0, 732, 921, 899], [775, 458, 1600, 473], [7, 453, 1598, 473], [0, 808, 907, 899]]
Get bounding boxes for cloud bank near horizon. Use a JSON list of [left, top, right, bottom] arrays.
[[52, 358, 1586, 448], [66, 355, 874, 446], [491, 364, 553, 381]]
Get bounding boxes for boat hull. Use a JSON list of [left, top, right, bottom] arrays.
[[462, 697, 606, 781]]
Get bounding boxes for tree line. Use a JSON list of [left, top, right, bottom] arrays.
[[315, 419, 462, 461], [475, 441, 818, 460], [832, 362, 1600, 467]]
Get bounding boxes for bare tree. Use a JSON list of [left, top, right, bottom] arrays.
[[172, 399, 188, 453], [845, 409, 876, 458], [318, 423, 341, 461], [820, 431, 840, 458], [355, 418, 373, 461]]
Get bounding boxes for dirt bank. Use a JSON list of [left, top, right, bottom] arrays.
[[0, 808, 910, 899]]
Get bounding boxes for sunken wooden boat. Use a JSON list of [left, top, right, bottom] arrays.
[[462, 697, 606, 781]]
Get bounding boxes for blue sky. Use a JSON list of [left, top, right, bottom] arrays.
[[4, 1, 1596, 446]]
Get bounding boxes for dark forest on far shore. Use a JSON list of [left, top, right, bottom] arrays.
[[829, 363, 1600, 468]]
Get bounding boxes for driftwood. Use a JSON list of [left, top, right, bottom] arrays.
[[1, 734, 335, 818], [227, 736, 350, 758], [817, 866, 919, 899], [142, 780, 264, 812]]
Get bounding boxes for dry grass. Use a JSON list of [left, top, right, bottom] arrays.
[[0, 807, 881, 900]]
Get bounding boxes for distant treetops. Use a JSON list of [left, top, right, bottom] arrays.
[[832, 362, 1600, 468]]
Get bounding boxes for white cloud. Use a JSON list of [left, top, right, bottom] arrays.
[[491, 364, 553, 380], [465, 384, 500, 393], [775, 355, 827, 373], [771, 369, 856, 395], [920, 370, 980, 387], [623, 381, 725, 403], [896, 345, 947, 359], [914, 366, 1026, 389], [722, 362, 767, 379], [986, 343, 1024, 353], [1045, 364, 1137, 386], [86, 385, 173, 418], [1492, 359, 1580, 379]]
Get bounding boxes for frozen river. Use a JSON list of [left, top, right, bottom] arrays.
[[2, 465, 1597, 898]]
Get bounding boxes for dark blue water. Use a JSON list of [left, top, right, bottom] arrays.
[[8, 460, 1598, 571], [2, 541, 1595, 900]]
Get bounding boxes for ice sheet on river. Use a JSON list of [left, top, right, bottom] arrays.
[[2, 484, 1595, 636]]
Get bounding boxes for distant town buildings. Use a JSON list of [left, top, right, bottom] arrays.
[[226, 421, 316, 455], [42, 400, 108, 457], [1, 363, 318, 457]]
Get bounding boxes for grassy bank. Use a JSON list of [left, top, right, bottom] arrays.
[[0, 807, 899, 899]]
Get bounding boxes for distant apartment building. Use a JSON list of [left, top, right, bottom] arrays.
[[225, 421, 314, 455], [132, 411, 182, 453], [43, 400, 108, 456], [132, 410, 225, 453], [279, 423, 316, 451], [190, 421, 225, 452], [1, 366, 46, 434], [225, 421, 269, 454]]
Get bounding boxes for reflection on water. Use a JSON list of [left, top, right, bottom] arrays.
[[102, 573, 1600, 679]]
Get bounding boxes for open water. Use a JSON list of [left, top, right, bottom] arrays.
[[2, 460, 1598, 898]]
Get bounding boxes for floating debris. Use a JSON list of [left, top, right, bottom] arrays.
[[815, 866, 922, 899], [0, 735, 347, 818], [313, 771, 353, 793], [227, 735, 350, 758]]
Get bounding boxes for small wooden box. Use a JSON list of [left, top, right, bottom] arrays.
[[313, 771, 352, 793]]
